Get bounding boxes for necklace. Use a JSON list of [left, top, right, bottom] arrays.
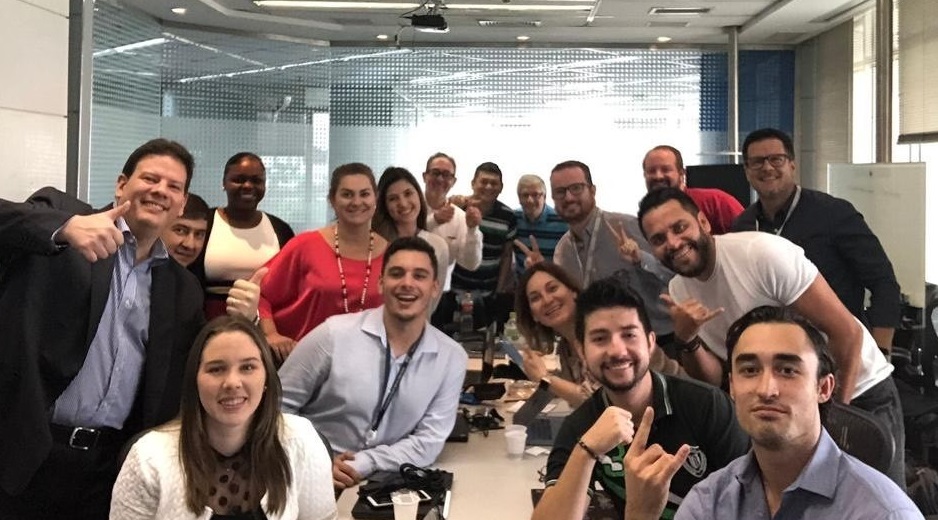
[[334, 224, 375, 314]]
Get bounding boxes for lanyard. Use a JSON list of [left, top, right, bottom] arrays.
[[755, 186, 801, 236], [573, 211, 605, 286], [368, 330, 424, 442]]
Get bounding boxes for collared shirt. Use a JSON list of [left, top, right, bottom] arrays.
[[675, 429, 923, 520], [513, 204, 568, 275], [543, 372, 749, 519], [553, 207, 674, 335], [51, 217, 168, 428], [278, 306, 468, 478], [732, 187, 901, 329]]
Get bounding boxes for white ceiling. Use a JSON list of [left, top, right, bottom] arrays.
[[116, 0, 873, 46]]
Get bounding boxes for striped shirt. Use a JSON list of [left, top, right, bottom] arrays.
[[451, 200, 517, 295], [514, 205, 568, 275]]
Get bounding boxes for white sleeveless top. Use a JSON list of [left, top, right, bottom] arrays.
[[204, 210, 282, 283]]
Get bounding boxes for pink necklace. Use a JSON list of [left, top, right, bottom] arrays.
[[333, 224, 375, 314]]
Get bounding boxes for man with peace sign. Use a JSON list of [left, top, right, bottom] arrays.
[[512, 174, 567, 275], [0, 139, 210, 519], [531, 279, 748, 520]]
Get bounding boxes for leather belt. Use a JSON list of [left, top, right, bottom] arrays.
[[49, 423, 123, 451]]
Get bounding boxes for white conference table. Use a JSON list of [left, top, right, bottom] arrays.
[[337, 427, 547, 519]]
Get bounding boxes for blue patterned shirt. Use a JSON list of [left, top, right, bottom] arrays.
[[513, 205, 568, 276]]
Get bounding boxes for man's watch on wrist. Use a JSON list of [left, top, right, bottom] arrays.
[[676, 335, 702, 354]]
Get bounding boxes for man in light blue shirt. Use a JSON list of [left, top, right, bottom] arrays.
[[279, 236, 468, 490], [672, 306, 921, 520]]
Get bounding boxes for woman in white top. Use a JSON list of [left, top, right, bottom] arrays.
[[191, 153, 295, 320], [110, 316, 337, 520], [373, 166, 450, 313]]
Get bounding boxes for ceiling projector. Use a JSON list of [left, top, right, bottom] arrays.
[[409, 13, 448, 32]]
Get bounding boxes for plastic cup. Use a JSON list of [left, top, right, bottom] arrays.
[[505, 430, 527, 459], [505, 424, 528, 435], [391, 489, 420, 520]]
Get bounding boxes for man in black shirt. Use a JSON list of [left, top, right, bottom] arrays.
[[731, 127, 901, 351], [531, 280, 749, 520]]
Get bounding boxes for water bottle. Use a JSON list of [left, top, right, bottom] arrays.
[[504, 311, 521, 345], [459, 292, 474, 334]]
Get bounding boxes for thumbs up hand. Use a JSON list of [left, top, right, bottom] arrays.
[[59, 201, 130, 262], [227, 266, 268, 320]]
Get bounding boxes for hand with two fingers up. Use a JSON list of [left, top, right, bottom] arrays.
[[513, 234, 545, 269]]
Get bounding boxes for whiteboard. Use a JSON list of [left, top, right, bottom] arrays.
[[827, 162, 926, 307]]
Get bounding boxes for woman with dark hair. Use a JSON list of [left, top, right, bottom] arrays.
[[110, 316, 336, 520], [190, 152, 295, 320], [259, 163, 388, 362], [373, 167, 449, 312], [515, 262, 682, 407]]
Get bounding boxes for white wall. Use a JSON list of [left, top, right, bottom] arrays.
[[0, 0, 69, 201]]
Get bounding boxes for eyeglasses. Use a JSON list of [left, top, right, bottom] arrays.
[[428, 169, 455, 182], [745, 154, 791, 170], [551, 182, 589, 199], [518, 191, 545, 201]]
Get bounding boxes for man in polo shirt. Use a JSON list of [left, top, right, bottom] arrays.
[[642, 145, 743, 235], [450, 161, 518, 328], [675, 306, 920, 520], [278, 236, 468, 490], [531, 279, 748, 520], [512, 174, 567, 274]]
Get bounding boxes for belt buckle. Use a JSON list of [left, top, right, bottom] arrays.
[[68, 427, 98, 451]]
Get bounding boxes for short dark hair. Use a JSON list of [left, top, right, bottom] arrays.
[[575, 278, 653, 343], [223, 152, 265, 180], [742, 128, 795, 163], [374, 166, 429, 240], [329, 162, 376, 200], [121, 138, 194, 191], [181, 193, 210, 222], [725, 305, 837, 380], [425, 152, 456, 173], [383, 235, 438, 278], [551, 160, 593, 185], [637, 187, 701, 238], [473, 161, 503, 181], [643, 145, 685, 171]]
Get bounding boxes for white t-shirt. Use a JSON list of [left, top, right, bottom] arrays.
[[669, 232, 892, 399], [204, 210, 282, 283]]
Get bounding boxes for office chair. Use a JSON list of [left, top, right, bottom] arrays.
[[823, 401, 895, 475]]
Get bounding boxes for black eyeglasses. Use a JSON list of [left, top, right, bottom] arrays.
[[745, 154, 791, 170], [428, 169, 456, 181], [551, 182, 589, 198]]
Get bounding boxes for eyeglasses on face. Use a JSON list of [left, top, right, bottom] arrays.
[[428, 169, 455, 181], [745, 154, 791, 170], [518, 191, 545, 201], [551, 182, 589, 199]]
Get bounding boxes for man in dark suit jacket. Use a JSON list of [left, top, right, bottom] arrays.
[[0, 139, 209, 519]]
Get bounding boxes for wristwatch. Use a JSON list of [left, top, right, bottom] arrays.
[[539, 375, 553, 390]]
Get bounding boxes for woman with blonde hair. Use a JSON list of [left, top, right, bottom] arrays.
[[110, 316, 336, 519]]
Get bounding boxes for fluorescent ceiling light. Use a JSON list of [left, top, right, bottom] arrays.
[[255, 1, 590, 11], [171, 7, 187, 14], [656, 36, 671, 42], [93, 38, 167, 58], [376, 34, 389, 39], [516, 35, 530, 41]]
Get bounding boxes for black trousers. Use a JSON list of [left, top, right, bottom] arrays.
[[0, 437, 123, 520]]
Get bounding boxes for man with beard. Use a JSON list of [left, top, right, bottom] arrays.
[[548, 160, 675, 343], [637, 188, 905, 488], [731, 128, 900, 352], [642, 145, 743, 235], [531, 279, 748, 520], [675, 306, 920, 520], [278, 236, 467, 490]]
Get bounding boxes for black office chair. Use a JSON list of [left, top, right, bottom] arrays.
[[823, 401, 895, 475]]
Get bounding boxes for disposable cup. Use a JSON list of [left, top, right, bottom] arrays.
[[505, 425, 527, 435], [391, 489, 419, 520], [505, 430, 527, 459]]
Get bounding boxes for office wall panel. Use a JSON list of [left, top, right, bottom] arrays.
[[0, 108, 67, 201], [0, 0, 68, 116], [24, 0, 69, 16]]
